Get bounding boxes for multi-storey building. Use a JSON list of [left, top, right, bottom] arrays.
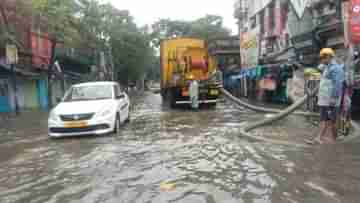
[[234, 0, 351, 67], [0, 0, 94, 113]]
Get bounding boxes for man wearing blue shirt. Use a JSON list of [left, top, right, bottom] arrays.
[[314, 48, 345, 144]]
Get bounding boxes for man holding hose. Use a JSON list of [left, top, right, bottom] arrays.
[[311, 48, 345, 144]]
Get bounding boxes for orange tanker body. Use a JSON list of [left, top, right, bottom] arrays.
[[160, 38, 220, 108]]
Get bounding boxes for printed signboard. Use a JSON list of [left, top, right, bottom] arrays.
[[350, 0, 360, 43], [6, 44, 18, 65], [240, 27, 260, 68]]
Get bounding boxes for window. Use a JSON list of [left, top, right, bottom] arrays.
[[64, 85, 113, 102], [260, 11, 265, 34], [250, 16, 257, 29], [114, 85, 122, 97], [269, 3, 275, 33], [0, 82, 9, 97]]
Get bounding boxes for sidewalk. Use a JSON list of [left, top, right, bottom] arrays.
[[0, 110, 49, 129]]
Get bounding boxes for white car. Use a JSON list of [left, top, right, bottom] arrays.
[[48, 81, 130, 138]]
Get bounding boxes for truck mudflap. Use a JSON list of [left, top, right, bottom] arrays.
[[175, 99, 218, 104]]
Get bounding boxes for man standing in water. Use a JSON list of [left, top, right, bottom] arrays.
[[188, 75, 199, 109], [312, 48, 345, 144]]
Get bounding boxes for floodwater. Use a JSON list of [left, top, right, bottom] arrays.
[[0, 92, 360, 203]]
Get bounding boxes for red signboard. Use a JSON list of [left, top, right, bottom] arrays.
[[30, 32, 52, 69], [349, 0, 360, 43]]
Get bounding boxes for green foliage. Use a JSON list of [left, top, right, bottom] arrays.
[[74, 0, 156, 83], [0, 0, 32, 48], [151, 15, 231, 48], [31, 0, 78, 43], [18, 1, 229, 84]]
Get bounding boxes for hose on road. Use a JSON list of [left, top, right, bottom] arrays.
[[243, 90, 315, 132], [222, 87, 318, 132], [220, 87, 319, 148], [220, 86, 360, 146], [220, 88, 319, 117]]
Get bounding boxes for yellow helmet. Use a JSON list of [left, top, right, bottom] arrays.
[[320, 48, 335, 58]]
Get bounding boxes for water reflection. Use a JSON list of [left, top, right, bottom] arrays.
[[0, 93, 359, 202]]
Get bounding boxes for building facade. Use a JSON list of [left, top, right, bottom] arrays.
[[0, 0, 94, 113], [234, 0, 352, 67], [233, 0, 360, 105]]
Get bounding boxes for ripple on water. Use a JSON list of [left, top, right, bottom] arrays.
[[2, 93, 359, 202]]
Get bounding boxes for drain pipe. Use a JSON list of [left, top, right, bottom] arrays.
[[220, 88, 319, 117], [243, 87, 319, 132]]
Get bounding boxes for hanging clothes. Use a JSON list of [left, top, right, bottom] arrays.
[[259, 76, 277, 90]]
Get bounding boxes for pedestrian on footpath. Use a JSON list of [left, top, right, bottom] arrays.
[[310, 48, 345, 144]]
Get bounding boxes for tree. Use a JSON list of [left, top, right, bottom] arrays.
[[76, 0, 157, 85], [30, 0, 158, 91], [31, 0, 79, 108], [145, 56, 160, 81], [151, 15, 231, 48], [0, 0, 33, 48]]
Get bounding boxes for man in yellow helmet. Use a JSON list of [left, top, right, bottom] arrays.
[[311, 48, 345, 144]]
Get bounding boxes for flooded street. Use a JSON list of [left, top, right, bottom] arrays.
[[1, 92, 360, 203]]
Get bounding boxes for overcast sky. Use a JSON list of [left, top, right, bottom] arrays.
[[106, 0, 237, 34]]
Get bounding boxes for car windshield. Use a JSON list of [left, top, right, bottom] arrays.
[[63, 85, 113, 102]]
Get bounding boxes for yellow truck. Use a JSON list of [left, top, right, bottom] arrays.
[[160, 38, 220, 107]]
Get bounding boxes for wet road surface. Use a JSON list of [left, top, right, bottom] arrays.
[[1, 92, 360, 203]]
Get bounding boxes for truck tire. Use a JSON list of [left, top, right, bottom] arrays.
[[169, 90, 176, 108], [164, 90, 175, 108], [208, 102, 217, 108]]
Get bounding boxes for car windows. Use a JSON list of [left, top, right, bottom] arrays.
[[64, 85, 113, 101], [114, 85, 122, 97]]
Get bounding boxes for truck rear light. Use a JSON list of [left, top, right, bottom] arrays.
[[209, 89, 219, 95], [182, 90, 189, 96]]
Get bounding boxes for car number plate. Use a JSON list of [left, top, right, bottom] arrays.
[[64, 121, 87, 128]]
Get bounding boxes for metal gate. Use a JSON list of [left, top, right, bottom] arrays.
[[0, 79, 11, 112]]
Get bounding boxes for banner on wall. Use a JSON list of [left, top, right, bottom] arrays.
[[240, 28, 259, 68], [343, 1, 350, 47], [349, 0, 360, 43]]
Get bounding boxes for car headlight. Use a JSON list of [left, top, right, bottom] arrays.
[[49, 110, 59, 121], [97, 108, 113, 118]]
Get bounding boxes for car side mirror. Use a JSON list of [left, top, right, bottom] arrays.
[[116, 94, 125, 99]]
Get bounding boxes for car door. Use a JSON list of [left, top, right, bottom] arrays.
[[119, 87, 129, 122], [122, 91, 130, 119], [114, 84, 127, 123]]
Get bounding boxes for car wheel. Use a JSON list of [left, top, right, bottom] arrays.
[[114, 114, 121, 134]]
